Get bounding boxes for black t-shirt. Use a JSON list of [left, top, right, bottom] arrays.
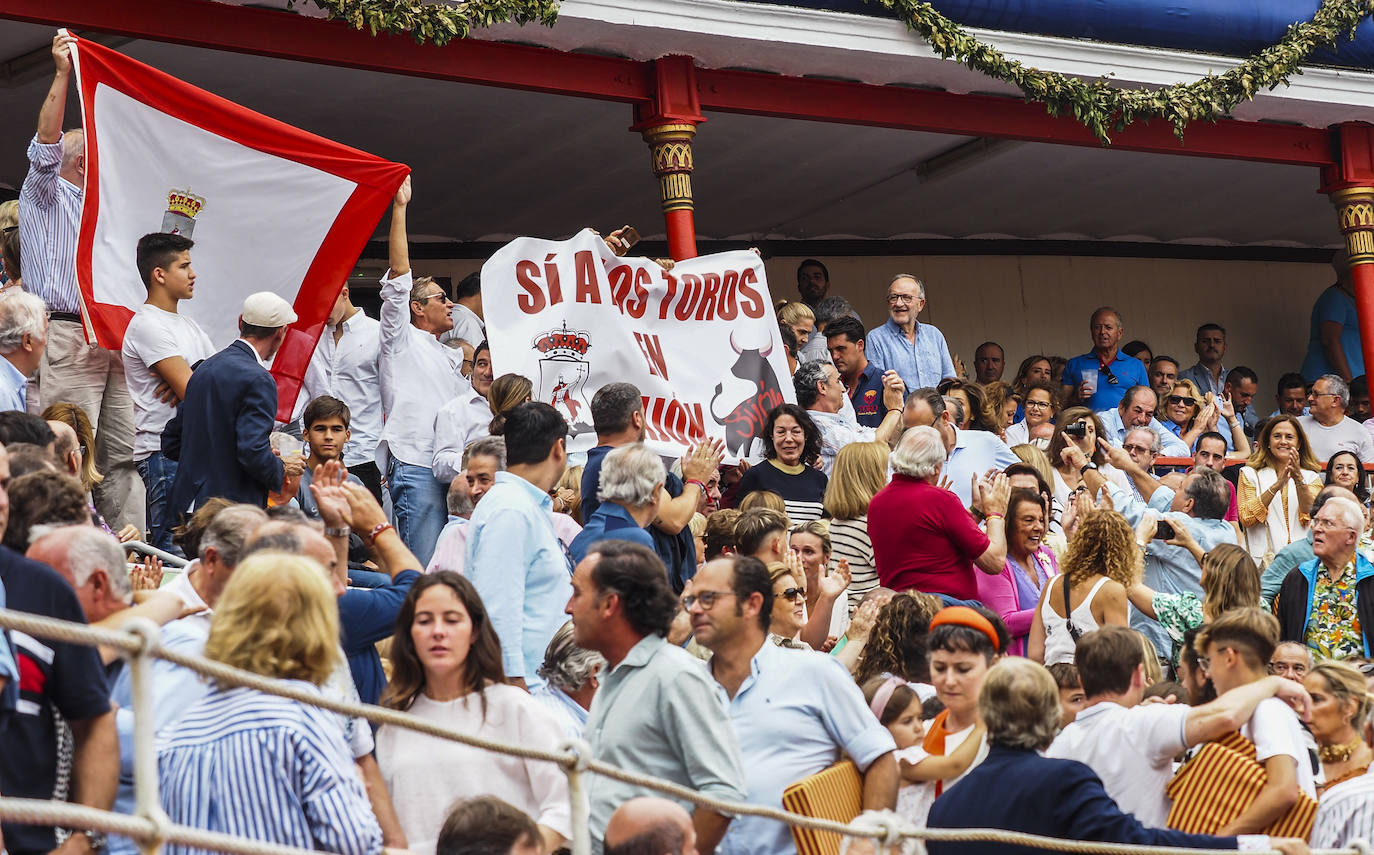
[[0, 546, 112, 855]]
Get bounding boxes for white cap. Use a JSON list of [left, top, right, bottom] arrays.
[[241, 292, 298, 328]]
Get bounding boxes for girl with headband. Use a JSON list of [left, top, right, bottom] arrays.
[[921, 605, 1007, 796], [862, 675, 986, 827]]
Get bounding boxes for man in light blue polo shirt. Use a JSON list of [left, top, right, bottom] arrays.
[[1062, 307, 1150, 412], [865, 274, 956, 392], [1096, 385, 1190, 457], [691, 554, 897, 855], [0, 290, 47, 412]]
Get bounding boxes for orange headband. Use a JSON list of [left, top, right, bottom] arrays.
[[929, 606, 1000, 651]]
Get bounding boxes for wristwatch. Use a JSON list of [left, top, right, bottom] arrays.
[[1079, 461, 1099, 475]]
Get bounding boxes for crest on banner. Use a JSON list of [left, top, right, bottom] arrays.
[[534, 322, 595, 436], [162, 187, 205, 237]]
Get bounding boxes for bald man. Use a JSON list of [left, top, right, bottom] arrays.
[[605, 798, 698, 855]]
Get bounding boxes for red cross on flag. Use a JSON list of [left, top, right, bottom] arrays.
[[69, 32, 409, 419]]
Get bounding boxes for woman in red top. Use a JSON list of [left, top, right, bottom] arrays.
[[869, 425, 1009, 604]]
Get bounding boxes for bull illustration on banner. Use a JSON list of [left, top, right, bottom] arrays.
[[710, 326, 785, 456]]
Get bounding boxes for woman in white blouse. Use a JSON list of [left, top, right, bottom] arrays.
[[375, 572, 570, 854]]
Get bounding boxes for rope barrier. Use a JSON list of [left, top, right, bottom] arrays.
[[0, 607, 1364, 855]]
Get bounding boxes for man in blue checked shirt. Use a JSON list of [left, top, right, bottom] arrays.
[[0, 290, 47, 413]]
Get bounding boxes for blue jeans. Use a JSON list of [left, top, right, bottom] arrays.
[[136, 452, 182, 555], [387, 459, 447, 567], [936, 593, 983, 609]]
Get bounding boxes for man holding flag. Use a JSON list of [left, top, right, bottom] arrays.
[[21, 33, 143, 533]]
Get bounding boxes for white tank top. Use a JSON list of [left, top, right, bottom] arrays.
[[1041, 576, 1110, 665]]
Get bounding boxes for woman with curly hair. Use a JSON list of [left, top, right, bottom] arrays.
[[1027, 509, 1133, 665], [853, 590, 942, 686], [375, 572, 570, 854], [734, 403, 827, 522]]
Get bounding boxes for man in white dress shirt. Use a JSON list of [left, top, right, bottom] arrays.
[[432, 342, 496, 484], [440, 271, 485, 347], [378, 176, 470, 567], [301, 283, 384, 502]]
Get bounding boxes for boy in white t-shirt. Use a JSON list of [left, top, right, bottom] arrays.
[[1197, 608, 1318, 834], [121, 232, 215, 553]]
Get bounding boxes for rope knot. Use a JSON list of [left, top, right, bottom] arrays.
[[848, 809, 912, 850], [558, 737, 593, 773], [1351, 839, 1374, 855]]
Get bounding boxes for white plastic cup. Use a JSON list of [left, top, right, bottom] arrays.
[[277, 435, 303, 459], [1080, 369, 1098, 395]]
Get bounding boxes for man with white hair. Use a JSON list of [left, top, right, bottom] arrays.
[[902, 387, 1018, 507], [1121, 427, 1160, 475], [569, 443, 663, 565], [22, 34, 142, 537], [864, 274, 956, 391], [868, 425, 1010, 606], [1298, 373, 1374, 464], [28, 526, 131, 625], [0, 290, 47, 412], [1275, 494, 1374, 659]]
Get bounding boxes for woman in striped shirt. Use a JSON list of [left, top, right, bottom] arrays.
[[158, 554, 382, 855], [823, 441, 890, 616]]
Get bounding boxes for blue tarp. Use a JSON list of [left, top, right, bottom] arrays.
[[764, 0, 1374, 70]]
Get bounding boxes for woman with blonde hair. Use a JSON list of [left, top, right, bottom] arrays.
[[823, 441, 889, 614], [486, 373, 533, 435], [1027, 510, 1133, 665], [376, 572, 570, 854], [158, 555, 383, 855], [1303, 661, 1373, 791], [788, 519, 852, 647], [1126, 542, 1261, 668], [42, 402, 103, 493], [776, 300, 816, 352], [1238, 413, 1323, 565]]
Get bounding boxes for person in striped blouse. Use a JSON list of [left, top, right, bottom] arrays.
[[157, 554, 382, 855]]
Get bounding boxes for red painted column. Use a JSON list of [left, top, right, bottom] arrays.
[[633, 56, 705, 261], [1322, 124, 1374, 378]]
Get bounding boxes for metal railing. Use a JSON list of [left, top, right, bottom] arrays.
[[0, 607, 1365, 855]]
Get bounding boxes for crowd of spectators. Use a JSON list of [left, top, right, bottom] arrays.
[[5, 31, 1374, 855]]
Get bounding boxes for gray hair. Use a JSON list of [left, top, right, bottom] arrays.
[[980, 658, 1061, 752], [813, 296, 856, 326], [1322, 495, 1366, 532], [1183, 467, 1231, 520], [446, 478, 474, 517], [890, 426, 945, 480], [463, 435, 506, 471], [889, 274, 926, 300], [1124, 427, 1160, 457], [0, 290, 47, 353], [536, 621, 605, 694], [793, 360, 829, 409], [199, 504, 269, 568], [63, 526, 130, 598], [597, 443, 665, 508], [1318, 374, 1350, 408]]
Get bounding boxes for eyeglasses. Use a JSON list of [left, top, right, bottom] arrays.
[[1311, 517, 1353, 531], [681, 590, 736, 610], [1197, 646, 1231, 673], [1269, 661, 1309, 677], [886, 294, 917, 305], [775, 587, 807, 602], [1123, 444, 1152, 455], [1167, 395, 1196, 406], [1024, 400, 1052, 410]]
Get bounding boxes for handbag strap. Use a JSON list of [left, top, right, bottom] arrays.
[[1062, 573, 1082, 641]]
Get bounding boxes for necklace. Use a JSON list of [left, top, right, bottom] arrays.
[[1319, 735, 1364, 763]]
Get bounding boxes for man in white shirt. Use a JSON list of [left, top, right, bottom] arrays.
[[1298, 373, 1374, 464], [1047, 625, 1311, 829], [432, 342, 496, 484], [300, 282, 384, 502], [1198, 609, 1318, 833], [378, 176, 470, 567], [794, 359, 903, 475], [440, 271, 485, 347], [122, 233, 215, 552]]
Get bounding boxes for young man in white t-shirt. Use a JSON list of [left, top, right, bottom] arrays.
[[121, 232, 215, 553], [1047, 625, 1312, 829], [1198, 608, 1318, 833]]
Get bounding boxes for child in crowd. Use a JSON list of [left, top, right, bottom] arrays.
[[862, 676, 985, 827], [1047, 662, 1086, 729]]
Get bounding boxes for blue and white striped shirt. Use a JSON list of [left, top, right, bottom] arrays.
[[157, 684, 382, 855], [19, 135, 82, 313]]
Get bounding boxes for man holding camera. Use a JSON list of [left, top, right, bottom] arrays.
[[1065, 439, 1238, 661]]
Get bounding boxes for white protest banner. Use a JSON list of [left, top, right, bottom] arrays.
[[482, 229, 796, 460]]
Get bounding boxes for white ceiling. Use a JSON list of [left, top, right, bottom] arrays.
[[0, 15, 1344, 248]]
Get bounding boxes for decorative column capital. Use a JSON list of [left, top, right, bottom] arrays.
[[1330, 185, 1374, 266], [641, 121, 697, 213]]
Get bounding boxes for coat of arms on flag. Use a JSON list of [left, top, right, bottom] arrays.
[[68, 33, 410, 419]]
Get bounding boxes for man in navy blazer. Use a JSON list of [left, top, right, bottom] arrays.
[[927, 658, 1310, 855], [163, 292, 303, 515]]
